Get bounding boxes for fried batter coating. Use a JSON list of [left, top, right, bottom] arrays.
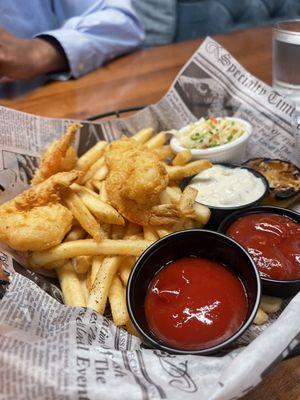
[[31, 123, 81, 185], [4, 170, 82, 212], [0, 171, 82, 251], [105, 138, 179, 225], [0, 203, 73, 251]]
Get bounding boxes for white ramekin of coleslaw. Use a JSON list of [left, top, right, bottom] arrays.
[[169, 116, 253, 163]]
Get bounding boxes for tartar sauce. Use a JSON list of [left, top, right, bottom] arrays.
[[189, 165, 265, 208]]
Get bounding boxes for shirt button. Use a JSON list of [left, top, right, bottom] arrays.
[[78, 63, 85, 72]]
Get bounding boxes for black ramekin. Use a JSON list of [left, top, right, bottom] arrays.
[[126, 229, 261, 355], [218, 206, 300, 298]]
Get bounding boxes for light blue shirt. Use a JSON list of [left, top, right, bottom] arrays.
[[0, 0, 144, 79]]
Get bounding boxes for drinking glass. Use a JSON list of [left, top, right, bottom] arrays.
[[273, 20, 300, 109]]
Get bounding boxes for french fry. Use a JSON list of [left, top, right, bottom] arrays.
[[127, 234, 144, 240], [159, 189, 172, 204], [179, 186, 197, 217], [133, 127, 154, 144], [179, 186, 211, 225], [82, 157, 105, 183], [260, 295, 283, 314], [56, 262, 86, 307], [143, 225, 159, 241], [73, 255, 92, 274], [93, 165, 108, 181], [154, 145, 173, 160], [71, 183, 97, 197], [119, 256, 135, 286], [76, 141, 107, 171], [156, 226, 173, 238], [145, 132, 167, 149], [43, 259, 66, 269], [166, 160, 212, 180], [170, 185, 182, 194], [92, 180, 103, 193], [253, 308, 268, 325], [84, 180, 95, 191], [126, 319, 139, 337], [193, 203, 211, 225], [87, 255, 104, 291], [172, 149, 192, 166], [119, 266, 131, 287], [99, 181, 108, 202], [109, 275, 129, 326], [71, 184, 125, 225], [87, 256, 123, 313], [64, 226, 86, 242], [29, 239, 153, 267], [64, 191, 102, 241], [164, 187, 181, 204], [78, 273, 90, 303]]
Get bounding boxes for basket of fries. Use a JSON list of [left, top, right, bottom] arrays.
[[0, 123, 218, 329], [1, 36, 300, 400]]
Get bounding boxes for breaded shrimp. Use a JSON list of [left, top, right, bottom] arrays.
[[31, 123, 81, 184], [0, 203, 73, 251], [5, 170, 82, 212], [0, 170, 82, 251], [105, 138, 180, 225]]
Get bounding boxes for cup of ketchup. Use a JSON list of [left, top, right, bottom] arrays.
[[126, 230, 261, 355], [219, 206, 300, 298]]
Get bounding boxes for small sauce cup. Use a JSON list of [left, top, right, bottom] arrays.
[[185, 163, 269, 229], [218, 206, 300, 298], [170, 117, 252, 163], [126, 229, 261, 355]]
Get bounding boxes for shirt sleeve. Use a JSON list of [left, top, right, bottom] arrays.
[[37, 0, 145, 79]]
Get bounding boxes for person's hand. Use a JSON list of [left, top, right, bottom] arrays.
[[0, 28, 68, 80]]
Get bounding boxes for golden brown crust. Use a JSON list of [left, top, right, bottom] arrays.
[[31, 123, 81, 185], [0, 203, 73, 251], [0, 169, 83, 251], [105, 138, 175, 225], [2, 170, 82, 212]]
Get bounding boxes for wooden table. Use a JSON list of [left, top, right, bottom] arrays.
[[1, 26, 273, 120], [1, 26, 299, 399]]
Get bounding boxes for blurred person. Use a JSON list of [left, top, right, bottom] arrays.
[[0, 0, 144, 83]]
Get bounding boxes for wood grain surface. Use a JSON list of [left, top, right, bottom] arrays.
[[1, 26, 272, 120], [1, 25, 299, 399]]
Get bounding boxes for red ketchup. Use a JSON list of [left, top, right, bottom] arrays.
[[227, 213, 300, 280], [144, 257, 248, 351]]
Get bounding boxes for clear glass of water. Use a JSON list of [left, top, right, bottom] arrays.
[[273, 20, 300, 109]]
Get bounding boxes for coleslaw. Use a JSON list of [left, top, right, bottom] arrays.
[[170, 117, 246, 150]]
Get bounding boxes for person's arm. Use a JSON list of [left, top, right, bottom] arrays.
[[38, 0, 145, 79], [0, 0, 144, 81], [0, 28, 68, 80]]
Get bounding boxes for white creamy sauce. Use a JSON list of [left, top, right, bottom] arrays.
[[189, 165, 265, 208]]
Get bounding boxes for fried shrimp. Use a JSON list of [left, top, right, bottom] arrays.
[[105, 138, 179, 225], [0, 170, 82, 251], [8, 170, 82, 211], [0, 203, 73, 251], [31, 123, 81, 184]]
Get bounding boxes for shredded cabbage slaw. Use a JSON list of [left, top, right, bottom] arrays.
[[170, 117, 246, 150]]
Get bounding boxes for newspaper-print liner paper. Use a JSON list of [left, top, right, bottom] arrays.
[[0, 37, 299, 400]]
